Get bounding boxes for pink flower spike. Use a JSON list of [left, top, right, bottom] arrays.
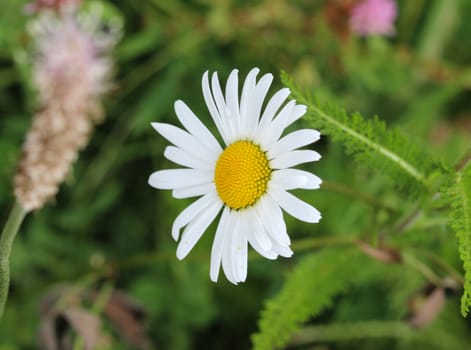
[[350, 0, 397, 37], [14, 7, 120, 211]]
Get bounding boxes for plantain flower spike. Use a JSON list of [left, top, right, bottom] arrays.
[[14, 3, 120, 212]]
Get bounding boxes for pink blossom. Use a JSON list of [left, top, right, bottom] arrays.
[[30, 10, 118, 108], [350, 0, 397, 37], [24, 0, 82, 13]]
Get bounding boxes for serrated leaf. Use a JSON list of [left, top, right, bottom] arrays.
[[252, 248, 366, 350], [445, 164, 471, 316], [281, 71, 443, 195]]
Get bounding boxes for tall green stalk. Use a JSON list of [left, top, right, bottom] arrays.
[[0, 201, 26, 321]]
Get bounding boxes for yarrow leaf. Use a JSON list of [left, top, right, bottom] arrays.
[[444, 164, 471, 316], [251, 248, 365, 350], [281, 72, 442, 195]]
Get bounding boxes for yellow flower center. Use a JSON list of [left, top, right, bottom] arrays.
[[214, 141, 271, 210]]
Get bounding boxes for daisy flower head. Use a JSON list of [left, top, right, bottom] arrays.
[[149, 68, 322, 284]]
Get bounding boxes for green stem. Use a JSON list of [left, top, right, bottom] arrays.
[[322, 180, 397, 214], [402, 251, 442, 286], [456, 150, 471, 172], [115, 236, 357, 269], [414, 248, 464, 285], [0, 201, 27, 320], [290, 236, 356, 253], [289, 320, 465, 349]]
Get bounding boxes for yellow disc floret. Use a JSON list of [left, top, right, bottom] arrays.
[[214, 140, 271, 210]]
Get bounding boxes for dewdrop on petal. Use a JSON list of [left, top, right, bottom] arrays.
[[14, 5, 120, 212], [149, 68, 322, 284]]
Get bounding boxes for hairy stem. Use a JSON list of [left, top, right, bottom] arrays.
[[0, 201, 27, 321], [322, 180, 397, 214]]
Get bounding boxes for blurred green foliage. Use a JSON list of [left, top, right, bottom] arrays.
[[0, 0, 471, 349]]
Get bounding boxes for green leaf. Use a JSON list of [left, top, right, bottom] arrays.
[[282, 71, 442, 194], [445, 163, 471, 316], [252, 248, 365, 350]]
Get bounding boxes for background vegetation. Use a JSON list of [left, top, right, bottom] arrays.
[[0, 0, 470, 349]]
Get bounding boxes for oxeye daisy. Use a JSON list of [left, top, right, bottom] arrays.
[[149, 68, 322, 284]]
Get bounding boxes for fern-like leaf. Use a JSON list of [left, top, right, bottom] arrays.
[[281, 72, 441, 194], [251, 248, 365, 350], [445, 164, 471, 316]]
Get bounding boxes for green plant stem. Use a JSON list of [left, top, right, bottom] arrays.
[[0, 201, 27, 320], [322, 180, 397, 214], [402, 251, 442, 286], [290, 236, 357, 253], [391, 202, 422, 234], [290, 321, 412, 346], [456, 150, 471, 172], [415, 248, 464, 285], [289, 320, 465, 349], [115, 236, 357, 270]]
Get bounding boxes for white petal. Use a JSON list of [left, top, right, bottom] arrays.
[[174, 100, 222, 152], [224, 69, 241, 140], [148, 169, 212, 189], [222, 211, 239, 284], [241, 71, 273, 139], [274, 104, 307, 140], [211, 72, 229, 121], [248, 74, 274, 138], [210, 207, 230, 282], [164, 146, 213, 170], [270, 169, 308, 190], [267, 129, 320, 158], [202, 71, 230, 144], [257, 196, 290, 246], [258, 100, 295, 148], [272, 242, 293, 258], [151, 122, 217, 161], [176, 200, 222, 260], [171, 192, 219, 240], [239, 68, 260, 136], [270, 150, 321, 169], [172, 182, 214, 199], [261, 104, 307, 148], [270, 188, 321, 223], [247, 230, 278, 260], [281, 169, 322, 189], [211, 72, 240, 143], [246, 207, 272, 251], [225, 69, 240, 120], [233, 212, 248, 282], [284, 104, 307, 128], [246, 205, 278, 259], [257, 87, 291, 134]]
